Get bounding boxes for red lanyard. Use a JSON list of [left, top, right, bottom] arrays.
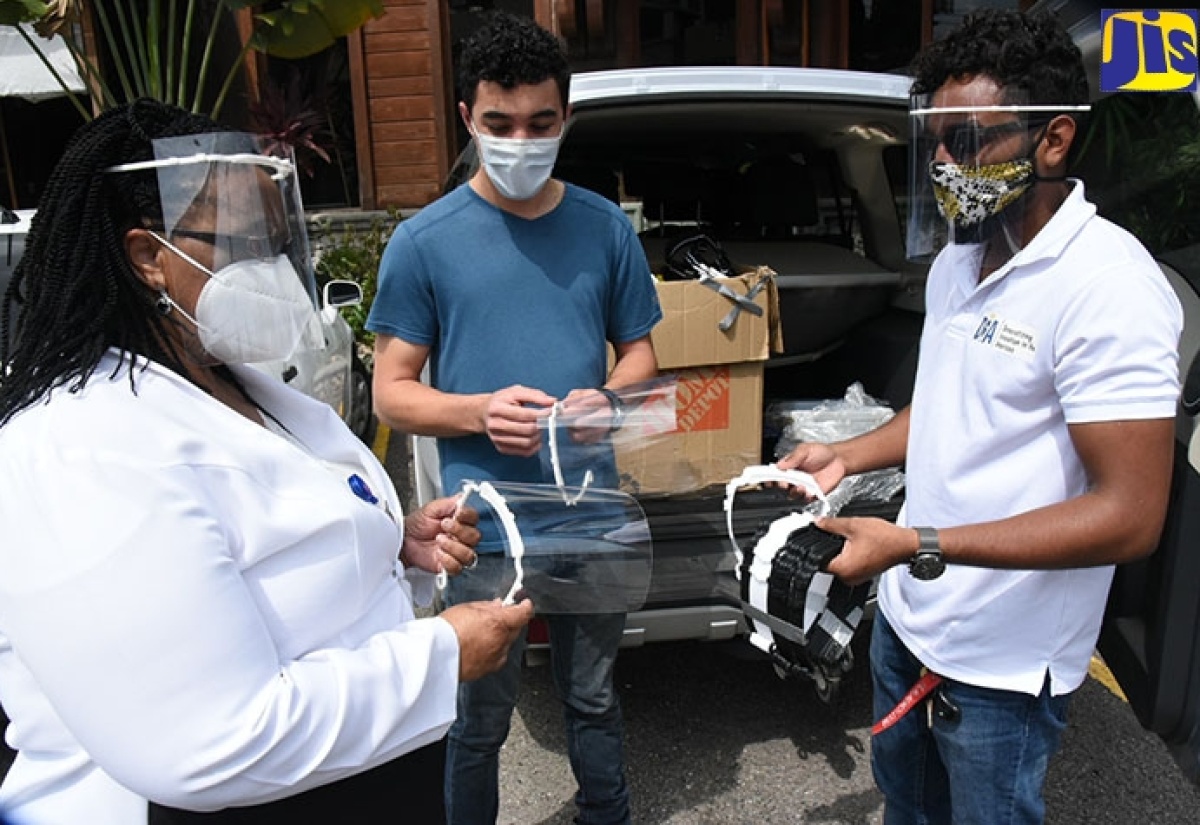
[[871, 671, 944, 736]]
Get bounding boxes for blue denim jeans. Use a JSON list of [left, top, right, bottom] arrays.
[[870, 613, 1071, 825], [443, 554, 630, 825]]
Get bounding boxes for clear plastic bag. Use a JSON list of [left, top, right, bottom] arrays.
[[768, 382, 905, 503]]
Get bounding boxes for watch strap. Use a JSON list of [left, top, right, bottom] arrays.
[[598, 387, 624, 431], [914, 527, 940, 553]]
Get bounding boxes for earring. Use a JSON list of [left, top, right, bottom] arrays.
[[156, 291, 173, 316]]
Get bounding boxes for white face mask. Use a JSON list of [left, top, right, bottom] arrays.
[[474, 131, 561, 201], [151, 232, 318, 364]]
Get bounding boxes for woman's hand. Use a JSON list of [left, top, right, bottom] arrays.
[[440, 599, 536, 681], [400, 496, 481, 576]]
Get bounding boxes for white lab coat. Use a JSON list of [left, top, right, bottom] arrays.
[[0, 352, 460, 823]]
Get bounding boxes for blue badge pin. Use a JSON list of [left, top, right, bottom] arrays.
[[348, 473, 379, 505]]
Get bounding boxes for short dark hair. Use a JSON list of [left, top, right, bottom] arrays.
[[1, 99, 224, 426], [456, 12, 571, 113], [910, 10, 1089, 107]]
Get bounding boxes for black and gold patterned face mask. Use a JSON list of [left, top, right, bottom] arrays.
[[928, 157, 1034, 229]]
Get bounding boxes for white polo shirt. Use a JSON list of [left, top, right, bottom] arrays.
[[879, 182, 1183, 697]]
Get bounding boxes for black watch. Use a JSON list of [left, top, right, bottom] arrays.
[[598, 387, 625, 431], [909, 527, 945, 581]]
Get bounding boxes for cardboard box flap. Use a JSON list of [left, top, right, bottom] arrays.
[[651, 267, 782, 370]]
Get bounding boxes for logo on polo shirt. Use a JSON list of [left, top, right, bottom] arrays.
[[1100, 10, 1199, 92], [973, 314, 1037, 361]]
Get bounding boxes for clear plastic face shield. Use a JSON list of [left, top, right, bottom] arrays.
[[454, 480, 653, 614], [108, 132, 323, 364], [438, 379, 673, 614], [906, 88, 1089, 262], [535, 377, 679, 495]]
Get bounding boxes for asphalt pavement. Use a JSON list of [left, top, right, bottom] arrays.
[[497, 637, 1200, 825]]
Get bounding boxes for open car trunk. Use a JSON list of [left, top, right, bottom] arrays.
[[552, 73, 924, 630]]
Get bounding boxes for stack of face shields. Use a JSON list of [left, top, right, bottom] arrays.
[[724, 465, 869, 701], [456, 479, 653, 615]]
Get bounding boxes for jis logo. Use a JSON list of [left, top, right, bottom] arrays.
[[1100, 9, 1199, 92], [974, 314, 1037, 362]]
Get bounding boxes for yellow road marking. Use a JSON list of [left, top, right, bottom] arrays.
[[372, 423, 391, 463], [1090, 653, 1128, 702]]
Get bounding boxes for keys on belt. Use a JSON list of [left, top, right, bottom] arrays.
[[872, 670, 961, 735]]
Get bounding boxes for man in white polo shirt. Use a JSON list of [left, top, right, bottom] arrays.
[[778, 9, 1183, 824]]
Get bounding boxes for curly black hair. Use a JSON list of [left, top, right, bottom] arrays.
[[456, 11, 571, 113], [0, 99, 226, 426], [910, 9, 1088, 106]]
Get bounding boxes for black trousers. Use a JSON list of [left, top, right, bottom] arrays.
[[148, 738, 446, 824]]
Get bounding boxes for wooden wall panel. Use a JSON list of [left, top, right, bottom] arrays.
[[366, 51, 434, 77], [355, 0, 451, 210], [376, 176, 443, 206], [373, 121, 438, 142], [372, 97, 437, 122], [373, 140, 440, 167], [367, 31, 432, 53], [368, 75, 435, 98], [367, 5, 427, 32]]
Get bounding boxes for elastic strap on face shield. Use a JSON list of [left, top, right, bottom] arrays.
[[147, 230, 215, 277]]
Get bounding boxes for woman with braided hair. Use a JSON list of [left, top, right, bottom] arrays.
[[0, 99, 532, 824]]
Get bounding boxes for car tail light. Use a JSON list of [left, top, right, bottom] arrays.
[[527, 617, 550, 647]]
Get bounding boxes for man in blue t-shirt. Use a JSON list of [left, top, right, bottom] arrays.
[[366, 13, 662, 825]]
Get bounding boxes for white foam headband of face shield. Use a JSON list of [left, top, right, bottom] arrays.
[[909, 103, 1092, 116], [446, 481, 527, 605], [723, 465, 829, 564], [546, 402, 595, 505], [457, 406, 599, 602], [106, 152, 295, 181]]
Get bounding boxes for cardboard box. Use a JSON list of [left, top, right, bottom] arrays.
[[615, 268, 781, 495], [650, 268, 782, 370], [616, 362, 765, 495]]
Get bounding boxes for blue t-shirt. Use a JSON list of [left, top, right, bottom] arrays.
[[367, 182, 662, 500]]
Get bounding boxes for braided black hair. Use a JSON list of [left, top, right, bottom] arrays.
[[456, 12, 571, 113], [910, 9, 1089, 107], [0, 99, 226, 426]]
